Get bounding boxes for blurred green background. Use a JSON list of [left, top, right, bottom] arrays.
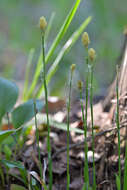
[[0, 0, 127, 98]]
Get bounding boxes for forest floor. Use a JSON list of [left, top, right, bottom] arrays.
[[3, 93, 126, 190]]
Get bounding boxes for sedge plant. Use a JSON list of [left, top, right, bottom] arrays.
[[66, 64, 76, 190], [40, 16, 52, 190], [115, 64, 121, 190], [77, 80, 90, 189], [88, 48, 96, 190], [82, 32, 96, 189]]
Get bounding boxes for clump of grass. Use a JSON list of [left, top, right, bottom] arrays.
[[77, 80, 89, 189], [82, 32, 96, 189], [115, 64, 121, 190], [66, 64, 76, 190], [40, 16, 53, 190]]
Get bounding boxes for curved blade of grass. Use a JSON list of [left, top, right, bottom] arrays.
[[23, 48, 35, 101], [36, 16, 92, 97], [45, 0, 82, 63], [26, 0, 82, 100], [28, 114, 84, 134]]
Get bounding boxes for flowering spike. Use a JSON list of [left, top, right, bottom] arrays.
[[39, 16, 47, 31], [70, 64, 76, 73], [88, 48, 96, 62], [77, 80, 83, 90], [82, 32, 90, 48]]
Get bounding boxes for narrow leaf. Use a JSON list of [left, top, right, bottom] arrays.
[[31, 114, 84, 134], [45, 0, 82, 63]]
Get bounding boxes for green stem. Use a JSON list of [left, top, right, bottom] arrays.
[[41, 32, 52, 190], [89, 64, 96, 190], [67, 71, 73, 190], [116, 65, 121, 189], [33, 99, 43, 180], [79, 86, 89, 188]]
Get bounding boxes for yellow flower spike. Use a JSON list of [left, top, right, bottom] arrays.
[[88, 48, 96, 62], [77, 80, 83, 91], [39, 16, 47, 31], [82, 32, 90, 48], [70, 64, 76, 73]]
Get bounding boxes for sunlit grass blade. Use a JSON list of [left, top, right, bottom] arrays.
[[123, 141, 127, 190], [23, 48, 35, 100], [45, 0, 82, 63], [36, 16, 92, 97], [26, 0, 82, 100]]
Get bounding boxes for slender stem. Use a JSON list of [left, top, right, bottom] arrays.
[[41, 32, 52, 190], [89, 64, 96, 190], [33, 99, 43, 180], [67, 71, 73, 190], [79, 86, 89, 188], [116, 65, 121, 189]]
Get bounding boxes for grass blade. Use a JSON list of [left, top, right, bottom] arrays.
[[36, 16, 92, 97], [26, 0, 82, 99], [45, 0, 82, 63]]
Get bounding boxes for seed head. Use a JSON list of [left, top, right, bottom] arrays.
[[70, 64, 76, 73], [77, 80, 83, 90], [40, 16, 47, 31], [82, 32, 90, 48], [88, 48, 96, 62]]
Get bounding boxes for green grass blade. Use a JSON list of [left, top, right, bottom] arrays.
[[45, 0, 82, 63], [26, 0, 82, 100], [36, 16, 92, 97], [23, 48, 35, 100], [124, 141, 127, 190]]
